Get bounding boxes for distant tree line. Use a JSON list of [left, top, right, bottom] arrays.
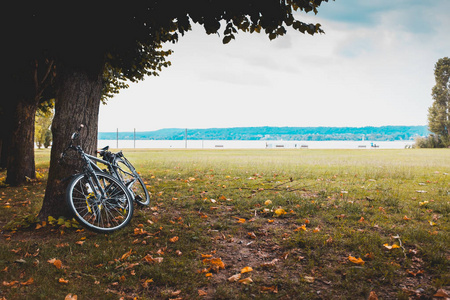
[[99, 126, 429, 141]]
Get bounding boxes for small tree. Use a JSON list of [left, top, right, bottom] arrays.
[[427, 57, 450, 147]]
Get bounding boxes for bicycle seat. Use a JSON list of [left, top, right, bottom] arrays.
[[98, 146, 109, 156]]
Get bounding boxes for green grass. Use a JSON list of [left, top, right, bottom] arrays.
[[1, 148, 449, 299]]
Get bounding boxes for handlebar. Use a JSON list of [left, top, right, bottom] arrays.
[[59, 124, 85, 164]]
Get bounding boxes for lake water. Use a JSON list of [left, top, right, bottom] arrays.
[[98, 140, 414, 149]]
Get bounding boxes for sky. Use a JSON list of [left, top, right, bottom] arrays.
[[98, 0, 450, 132]]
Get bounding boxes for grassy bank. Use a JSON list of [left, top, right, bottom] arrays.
[[1, 149, 449, 299]]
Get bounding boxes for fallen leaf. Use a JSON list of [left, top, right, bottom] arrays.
[[141, 278, 153, 288], [239, 277, 253, 285], [120, 249, 133, 260], [403, 215, 411, 220], [241, 266, 253, 274], [368, 291, 378, 300], [3, 281, 19, 287], [142, 254, 155, 263], [261, 286, 278, 293], [59, 278, 69, 284], [264, 200, 272, 205], [429, 220, 437, 226], [169, 236, 179, 243], [383, 243, 401, 250], [248, 232, 257, 239], [294, 224, 307, 232], [48, 258, 63, 269], [274, 208, 287, 216], [228, 274, 241, 282], [65, 294, 77, 300], [433, 289, 449, 298], [304, 276, 315, 283], [20, 277, 34, 285], [198, 289, 208, 296], [153, 257, 163, 263], [348, 255, 365, 265]]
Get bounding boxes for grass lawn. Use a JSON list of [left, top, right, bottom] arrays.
[[0, 148, 449, 299]]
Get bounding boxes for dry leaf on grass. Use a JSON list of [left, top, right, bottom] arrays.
[[348, 256, 365, 265], [65, 294, 77, 300], [228, 274, 241, 282], [241, 266, 253, 274], [47, 258, 63, 269], [238, 277, 253, 285]]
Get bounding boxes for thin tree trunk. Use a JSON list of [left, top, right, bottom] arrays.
[[5, 99, 37, 185], [39, 70, 102, 218]]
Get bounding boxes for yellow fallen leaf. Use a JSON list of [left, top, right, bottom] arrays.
[[241, 266, 253, 274], [238, 277, 253, 285], [348, 255, 365, 265], [429, 220, 437, 226], [236, 218, 246, 224], [169, 236, 179, 243], [403, 215, 411, 220], [383, 243, 400, 250], [294, 224, 307, 232], [268, 219, 274, 223], [59, 278, 69, 284], [228, 273, 241, 282], [264, 200, 272, 206], [205, 273, 212, 277], [274, 208, 287, 216], [141, 278, 153, 288]]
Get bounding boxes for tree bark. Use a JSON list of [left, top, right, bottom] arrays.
[[39, 69, 102, 218], [5, 99, 38, 185]]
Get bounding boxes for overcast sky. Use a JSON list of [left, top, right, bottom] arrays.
[[99, 0, 450, 132]]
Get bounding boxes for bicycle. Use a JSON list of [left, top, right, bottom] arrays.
[[97, 146, 150, 206], [61, 125, 134, 233]]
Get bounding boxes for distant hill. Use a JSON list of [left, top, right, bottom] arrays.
[[99, 126, 429, 141]]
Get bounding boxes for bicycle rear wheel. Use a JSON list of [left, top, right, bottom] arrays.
[[115, 157, 150, 206], [66, 172, 134, 233]]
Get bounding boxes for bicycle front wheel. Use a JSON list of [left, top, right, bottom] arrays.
[[66, 172, 134, 233], [116, 157, 150, 206]]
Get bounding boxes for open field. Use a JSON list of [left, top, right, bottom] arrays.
[[1, 148, 449, 299]]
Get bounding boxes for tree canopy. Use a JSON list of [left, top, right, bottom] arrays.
[[427, 57, 450, 147], [7, 1, 329, 82]]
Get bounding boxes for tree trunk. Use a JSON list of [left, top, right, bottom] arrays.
[[5, 99, 37, 185], [39, 70, 102, 218]]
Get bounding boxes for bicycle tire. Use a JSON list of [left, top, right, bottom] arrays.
[[115, 157, 150, 206], [66, 172, 134, 233]]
